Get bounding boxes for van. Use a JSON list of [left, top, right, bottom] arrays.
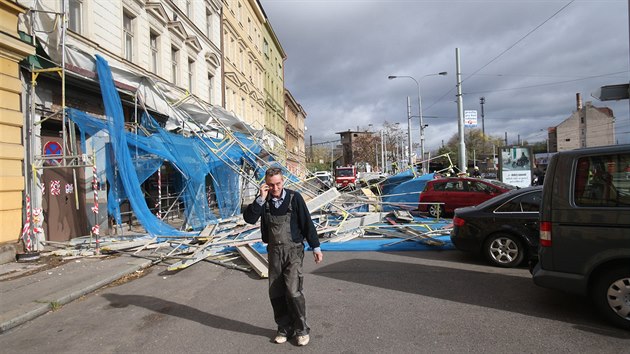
[[532, 144, 630, 330], [313, 171, 333, 188]]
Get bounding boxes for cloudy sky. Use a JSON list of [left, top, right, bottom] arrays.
[[261, 0, 629, 153]]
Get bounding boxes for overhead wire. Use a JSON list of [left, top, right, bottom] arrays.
[[423, 0, 577, 113]]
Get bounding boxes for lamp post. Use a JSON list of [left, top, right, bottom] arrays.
[[388, 71, 447, 174]]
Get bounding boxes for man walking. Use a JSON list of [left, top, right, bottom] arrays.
[[244, 167, 323, 346]]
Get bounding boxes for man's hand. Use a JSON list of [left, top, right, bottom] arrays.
[[313, 251, 323, 264], [259, 183, 270, 201]]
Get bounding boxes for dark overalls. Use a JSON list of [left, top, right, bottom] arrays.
[[265, 192, 310, 337]]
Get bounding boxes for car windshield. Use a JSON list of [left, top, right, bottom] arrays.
[[337, 169, 353, 177]]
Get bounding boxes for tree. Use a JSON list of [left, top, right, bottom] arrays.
[[352, 122, 406, 172], [306, 145, 335, 173], [433, 129, 504, 168]]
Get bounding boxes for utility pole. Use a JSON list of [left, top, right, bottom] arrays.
[[406, 96, 412, 168], [330, 142, 334, 173], [309, 135, 313, 162], [381, 130, 386, 174], [479, 97, 486, 136], [456, 48, 466, 174]]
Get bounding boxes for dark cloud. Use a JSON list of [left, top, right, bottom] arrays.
[[262, 0, 630, 150]]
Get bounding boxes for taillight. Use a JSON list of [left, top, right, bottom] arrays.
[[540, 221, 552, 247], [453, 216, 465, 227]]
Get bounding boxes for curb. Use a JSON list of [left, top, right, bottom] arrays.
[[0, 258, 153, 333]]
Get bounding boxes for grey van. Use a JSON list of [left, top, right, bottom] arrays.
[[532, 144, 630, 330]]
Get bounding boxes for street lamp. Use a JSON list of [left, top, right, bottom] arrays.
[[388, 71, 447, 174]]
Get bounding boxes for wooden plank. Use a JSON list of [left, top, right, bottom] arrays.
[[166, 225, 221, 271], [199, 223, 218, 237], [236, 244, 269, 278], [393, 210, 414, 222], [166, 246, 222, 271]]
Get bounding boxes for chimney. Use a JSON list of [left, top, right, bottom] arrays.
[[576, 93, 583, 111]]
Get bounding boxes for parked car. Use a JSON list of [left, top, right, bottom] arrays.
[[451, 186, 542, 268], [313, 171, 333, 188], [481, 172, 497, 180], [531, 144, 630, 330], [417, 177, 517, 217]]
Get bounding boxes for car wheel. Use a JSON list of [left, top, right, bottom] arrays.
[[428, 204, 442, 218], [484, 233, 524, 268], [591, 266, 630, 330]]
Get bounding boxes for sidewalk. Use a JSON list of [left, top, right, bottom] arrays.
[[0, 254, 152, 333]]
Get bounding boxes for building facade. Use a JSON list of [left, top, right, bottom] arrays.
[[550, 93, 615, 152], [262, 20, 286, 142], [57, 0, 223, 105], [15, 0, 224, 242], [336, 130, 372, 167], [0, 0, 34, 245], [221, 0, 265, 129], [284, 89, 306, 176]]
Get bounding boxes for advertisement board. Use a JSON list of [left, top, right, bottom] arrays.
[[464, 110, 478, 127], [499, 146, 532, 188]]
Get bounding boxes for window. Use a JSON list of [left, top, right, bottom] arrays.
[[68, 0, 82, 33], [263, 39, 269, 57], [150, 32, 159, 74], [206, 10, 213, 38], [238, 48, 243, 72], [444, 181, 464, 192], [495, 191, 542, 213], [187, 58, 194, 92], [574, 153, 630, 207], [123, 12, 134, 61], [207, 73, 214, 104], [171, 47, 179, 84], [186, 0, 192, 17]]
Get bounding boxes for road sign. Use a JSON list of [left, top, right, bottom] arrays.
[[592, 83, 629, 101], [43, 141, 63, 166], [464, 110, 478, 127]]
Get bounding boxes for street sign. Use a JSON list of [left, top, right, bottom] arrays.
[[464, 110, 478, 127], [43, 141, 63, 166], [591, 83, 629, 101]]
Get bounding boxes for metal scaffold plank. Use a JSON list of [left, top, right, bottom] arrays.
[[306, 188, 342, 212]]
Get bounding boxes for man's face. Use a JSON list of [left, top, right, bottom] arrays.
[[265, 174, 284, 198]]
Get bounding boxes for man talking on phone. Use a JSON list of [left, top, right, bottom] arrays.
[[243, 167, 323, 346]]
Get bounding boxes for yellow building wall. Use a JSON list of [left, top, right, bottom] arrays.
[[222, 0, 266, 129], [0, 0, 35, 244]]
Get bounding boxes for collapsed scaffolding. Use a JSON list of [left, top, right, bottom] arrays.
[[18, 1, 455, 275]]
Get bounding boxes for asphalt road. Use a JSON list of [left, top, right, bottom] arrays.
[[1, 249, 628, 353]]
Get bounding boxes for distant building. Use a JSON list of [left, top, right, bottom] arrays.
[[549, 93, 615, 152], [335, 130, 372, 166], [284, 89, 306, 177]]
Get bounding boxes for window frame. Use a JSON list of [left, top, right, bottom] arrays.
[[68, 0, 83, 34], [123, 11, 135, 62], [187, 58, 195, 93], [150, 31, 159, 74], [171, 46, 179, 84]]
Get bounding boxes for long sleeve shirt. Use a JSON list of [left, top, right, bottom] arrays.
[[243, 188, 321, 251]]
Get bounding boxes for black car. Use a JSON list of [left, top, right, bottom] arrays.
[[450, 186, 542, 268]]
